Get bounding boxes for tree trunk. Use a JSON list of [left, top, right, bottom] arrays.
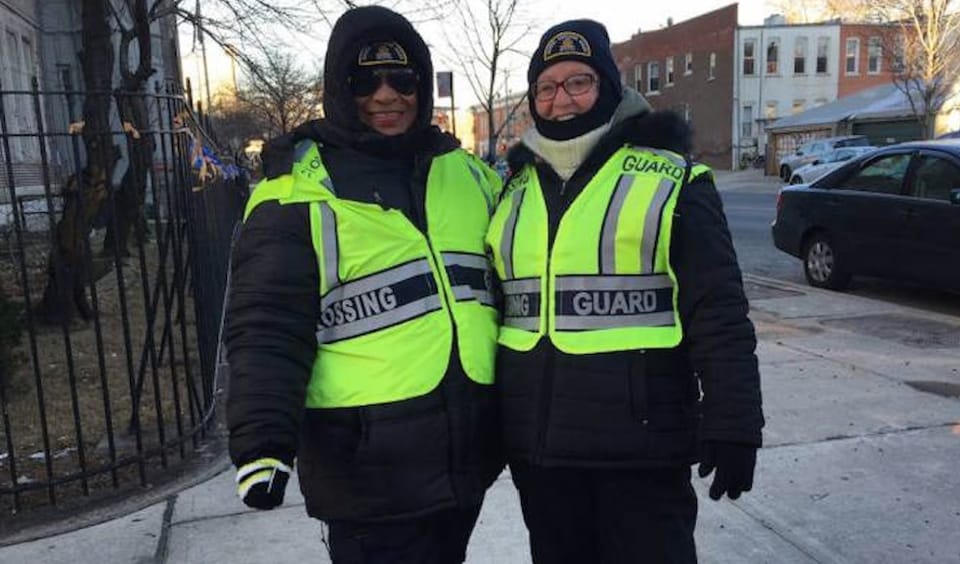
[[103, 0, 155, 258], [105, 92, 154, 256], [38, 0, 116, 322]]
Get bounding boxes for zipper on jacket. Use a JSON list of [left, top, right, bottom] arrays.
[[533, 256, 555, 465]]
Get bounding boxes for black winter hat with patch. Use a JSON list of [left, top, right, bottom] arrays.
[[528, 19, 623, 141]]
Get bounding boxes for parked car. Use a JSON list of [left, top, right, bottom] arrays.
[[779, 135, 870, 181], [788, 146, 877, 184], [772, 139, 960, 291]]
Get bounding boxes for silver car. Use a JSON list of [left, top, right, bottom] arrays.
[[788, 146, 877, 184], [778, 135, 870, 180]]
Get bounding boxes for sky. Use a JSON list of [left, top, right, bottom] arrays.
[[181, 0, 780, 110]]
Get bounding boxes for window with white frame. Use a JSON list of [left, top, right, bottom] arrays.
[[709, 52, 716, 79], [816, 37, 829, 73], [868, 37, 882, 73], [766, 38, 780, 74], [666, 57, 674, 85], [685, 52, 693, 74], [634, 64, 644, 92], [647, 61, 660, 93], [791, 100, 805, 114], [743, 40, 756, 75], [845, 37, 860, 74], [794, 37, 807, 74], [741, 104, 754, 138]]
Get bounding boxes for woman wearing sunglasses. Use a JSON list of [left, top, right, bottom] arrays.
[[225, 6, 503, 563], [485, 19, 764, 563]]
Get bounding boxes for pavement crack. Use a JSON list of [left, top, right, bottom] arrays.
[[152, 495, 176, 564], [765, 422, 958, 449]]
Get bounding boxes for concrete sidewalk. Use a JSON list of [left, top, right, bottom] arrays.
[[2, 274, 959, 563]]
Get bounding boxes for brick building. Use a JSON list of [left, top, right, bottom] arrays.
[[471, 92, 532, 161], [837, 23, 900, 98], [613, 4, 738, 169]]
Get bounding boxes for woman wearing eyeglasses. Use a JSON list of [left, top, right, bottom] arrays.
[[225, 6, 504, 563], [486, 20, 764, 563]]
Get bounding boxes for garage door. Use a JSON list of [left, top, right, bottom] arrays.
[[852, 120, 923, 146]]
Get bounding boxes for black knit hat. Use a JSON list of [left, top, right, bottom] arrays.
[[528, 19, 623, 140]]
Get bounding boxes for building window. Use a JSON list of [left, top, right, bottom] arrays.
[[891, 36, 905, 72], [846, 37, 860, 74], [765, 101, 778, 120], [743, 40, 756, 75], [817, 37, 829, 73], [868, 37, 882, 73], [647, 61, 660, 93], [766, 38, 780, 74], [709, 52, 716, 79], [685, 52, 693, 75], [741, 104, 754, 138], [794, 37, 807, 74], [792, 100, 805, 115], [666, 57, 674, 86], [813, 98, 828, 107], [634, 64, 644, 92]]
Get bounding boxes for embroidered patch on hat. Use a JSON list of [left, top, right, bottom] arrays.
[[357, 41, 409, 66], [542, 31, 592, 62]]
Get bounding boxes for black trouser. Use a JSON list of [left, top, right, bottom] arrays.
[[325, 504, 482, 564], [510, 463, 698, 564]]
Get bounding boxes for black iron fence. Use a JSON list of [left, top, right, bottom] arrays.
[[0, 79, 246, 527]]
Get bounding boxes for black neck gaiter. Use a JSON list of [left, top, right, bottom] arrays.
[[531, 80, 621, 141]]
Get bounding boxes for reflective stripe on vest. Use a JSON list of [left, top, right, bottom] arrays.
[[318, 259, 443, 343], [441, 252, 496, 308], [502, 278, 541, 330], [554, 274, 675, 330]]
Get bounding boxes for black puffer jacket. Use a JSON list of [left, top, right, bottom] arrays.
[[226, 6, 502, 523], [499, 108, 764, 468]]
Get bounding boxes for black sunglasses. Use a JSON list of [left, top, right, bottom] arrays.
[[349, 68, 419, 97]]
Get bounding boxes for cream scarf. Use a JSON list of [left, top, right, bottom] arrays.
[[520, 122, 611, 181]]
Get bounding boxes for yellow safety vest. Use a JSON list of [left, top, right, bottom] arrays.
[[245, 141, 501, 407], [486, 146, 711, 355]]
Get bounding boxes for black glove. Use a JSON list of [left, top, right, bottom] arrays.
[[697, 441, 757, 501], [235, 458, 292, 510]]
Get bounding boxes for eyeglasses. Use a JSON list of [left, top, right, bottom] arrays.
[[531, 73, 598, 101], [349, 68, 419, 97]]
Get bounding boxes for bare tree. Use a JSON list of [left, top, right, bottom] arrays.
[[208, 90, 269, 153], [874, 0, 960, 137], [39, 0, 117, 321], [233, 48, 323, 137], [438, 0, 532, 160], [37, 0, 333, 320], [767, 0, 877, 22]]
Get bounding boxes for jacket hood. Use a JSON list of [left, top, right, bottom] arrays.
[[319, 6, 435, 155]]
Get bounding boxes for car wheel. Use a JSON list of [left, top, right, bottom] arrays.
[[790, 175, 803, 184], [780, 165, 791, 181], [803, 232, 850, 290]]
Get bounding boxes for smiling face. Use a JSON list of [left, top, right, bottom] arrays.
[[532, 61, 599, 122], [354, 78, 418, 136]]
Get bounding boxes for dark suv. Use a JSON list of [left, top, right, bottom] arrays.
[[778, 135, 870, 181], [772, 139, 960, 291]]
